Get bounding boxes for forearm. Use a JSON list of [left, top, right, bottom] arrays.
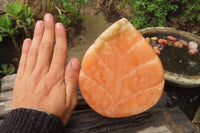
[[0, 108, 65, 133]]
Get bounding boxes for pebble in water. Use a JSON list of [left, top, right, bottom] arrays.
[[158, 39, 168, 46], [151, 37, 158, 41], [188, 48, 198, 55], [188, 41, 198, 49], [178, 40, 188, 46], [166, 36, 177, 41], [145, 37, 150, 43], [147, 35, 199, 56], [174, 41, 183, 48], [150, 40, 159, 47]]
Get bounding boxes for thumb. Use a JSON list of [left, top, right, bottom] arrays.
[[65, 58, 80, 110]]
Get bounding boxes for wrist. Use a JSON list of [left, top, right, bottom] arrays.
[[0, 108, 65, 133]]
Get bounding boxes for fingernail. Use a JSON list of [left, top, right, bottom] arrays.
[[56, 23, 62, 29], [36, 21, 43, 29], [45, 14, 51, 22], [24, 39, 31, 49], [71, 60, 79, 70]]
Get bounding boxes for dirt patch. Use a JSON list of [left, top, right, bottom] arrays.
[[167, 14, 200, 36], [97, 0, 130, 23], [66, 21, 84, 48], [66, 0, 112, 63]]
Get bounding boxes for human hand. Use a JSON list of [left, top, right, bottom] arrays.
[[12, 14, 80, 125]]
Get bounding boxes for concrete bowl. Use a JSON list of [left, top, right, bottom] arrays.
[[139, 27, 200, 88]]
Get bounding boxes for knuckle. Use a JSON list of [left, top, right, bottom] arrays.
[[54, 47, 67, 56], [34, 29, 43, 36], [57, 32, 66, 39], [44, 81, 53, 91], [66, 72, 78, 82], [28, 47, 37, 56], [40, 41, 52, 50], [22, 48, 29, 54], [46, 24, 54, 30], [31, 67, 42, 79], [48, 71, 59, 81]]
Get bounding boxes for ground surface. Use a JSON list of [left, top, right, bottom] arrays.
[[0, 86, 196, 133]]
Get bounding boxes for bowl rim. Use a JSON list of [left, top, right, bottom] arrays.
[[139, 27, 200, 88]]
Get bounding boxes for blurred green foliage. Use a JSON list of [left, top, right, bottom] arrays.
[[53, 0, 87, 27], [0, 15, 17, 42], [6, 1, 35, 37], [117, 0, 200, 29], [117, 0, 178, 29], [0, 15, 19, 55], [180, 0, 200, 23], [0, 1, 34, 57], [0, 63, 15, 76]]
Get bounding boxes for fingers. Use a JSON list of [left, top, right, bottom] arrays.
[[36, 14, 55, 72], [17, 39, 32, 78], [25, 21, 44, 74], [65, 59, 80, 109], [49, 23, 67, 75]]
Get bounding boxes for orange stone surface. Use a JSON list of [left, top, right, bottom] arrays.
[[79, 18, 165, 118]]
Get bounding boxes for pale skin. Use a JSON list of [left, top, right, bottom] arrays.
[[12, 13, 80, 125]]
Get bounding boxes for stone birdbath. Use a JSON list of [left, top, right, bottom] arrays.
[[139, 27, 200, 88]]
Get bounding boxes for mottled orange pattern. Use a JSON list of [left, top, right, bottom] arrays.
[[79, 18, 165, 118]]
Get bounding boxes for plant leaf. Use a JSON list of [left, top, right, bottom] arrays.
[[6, 65, 15, 75], [6, 1, 22, 19], [0, 71, 5, 73], [0, 15, 12, 31], [0, 35, 2, 42], [8, 66, 15, 75], [17, 24, 24, 28], [1, 64, 8, 71]]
